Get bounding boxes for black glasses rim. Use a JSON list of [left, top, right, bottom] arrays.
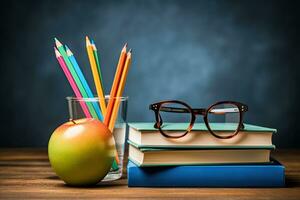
[[150, 100, 247, 139], [154, 101, 195, 138], [205, 101, 244, 139]]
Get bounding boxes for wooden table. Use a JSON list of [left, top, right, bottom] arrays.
[[0, 149, 299, 199]]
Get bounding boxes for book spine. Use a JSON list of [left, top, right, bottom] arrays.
[[127, 163, 285, 187]]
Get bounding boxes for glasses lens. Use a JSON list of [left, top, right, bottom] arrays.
[[207, 103, 240, 138], [158, 102, 192, 138]]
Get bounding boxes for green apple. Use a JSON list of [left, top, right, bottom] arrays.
[[48, 118, 114, 186]]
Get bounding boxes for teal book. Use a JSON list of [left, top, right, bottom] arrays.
[[128, 123, 276, 148]]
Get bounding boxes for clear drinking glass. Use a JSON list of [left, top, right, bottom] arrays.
[[66, 96, 128, 182]]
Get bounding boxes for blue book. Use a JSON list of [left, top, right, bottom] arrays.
[[127, 160, 285, 187]]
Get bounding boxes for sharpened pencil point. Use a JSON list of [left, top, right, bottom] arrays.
[[54, 47, 61, 58], [54, 37, 62, 47], [92, 43, 97, 50], [122, 43, 127, 52], [86, 36, 91, 46], [65, 45, 73, 56], [90, 40, 97, 50]]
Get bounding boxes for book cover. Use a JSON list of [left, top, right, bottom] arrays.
[[128, 140, 276, 150], [127, 160, 285, 187], [128, 123, 276, 148], [128, 143, 273, 166], [128, 122, 277, 132]]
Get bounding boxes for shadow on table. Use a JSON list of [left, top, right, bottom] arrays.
[[46, 175, 127, 188], [46, 175, 299, 188], [285, 176, 300, 188]]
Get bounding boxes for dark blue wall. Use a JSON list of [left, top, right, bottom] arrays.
[[1, 0, 299, 147]]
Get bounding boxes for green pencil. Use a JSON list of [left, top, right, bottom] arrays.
[[91, 40, 104, 90], [54, 38, 98, 119]]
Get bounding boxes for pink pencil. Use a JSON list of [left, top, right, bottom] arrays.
[[54, 47, 92, 118]]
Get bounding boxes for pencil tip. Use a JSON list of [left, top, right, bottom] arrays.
[[54, 37, 62, 47], [129, 49, 132, 53], [122, 43, 127, 52], [91, 40, 97, 49], [86, 36, 91, 45], [65, 45, 73, 56], [92, 43, 97, 50], [54, 47, 61, 57]]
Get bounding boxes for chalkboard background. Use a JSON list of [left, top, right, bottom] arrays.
[[1, 0, 299, 147]]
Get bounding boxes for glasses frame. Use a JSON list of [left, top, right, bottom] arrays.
[[149, 100, 248, 139]]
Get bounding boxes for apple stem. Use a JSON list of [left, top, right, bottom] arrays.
[[70, 119, 77, 124]]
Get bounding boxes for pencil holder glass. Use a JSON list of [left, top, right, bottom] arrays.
[[66, 96, 128, 182]]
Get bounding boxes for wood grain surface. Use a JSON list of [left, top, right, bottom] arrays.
[[0, 149, 299, 200]]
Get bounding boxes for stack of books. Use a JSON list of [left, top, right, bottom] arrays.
[[127, 123, 285, 187]]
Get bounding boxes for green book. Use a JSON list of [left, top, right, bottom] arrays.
[[128, 122, 276, 149]]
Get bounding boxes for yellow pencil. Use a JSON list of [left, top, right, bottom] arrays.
[[108, 50, 132, 131], [87, 36, 119, 168], [86, 36, 107, 115]]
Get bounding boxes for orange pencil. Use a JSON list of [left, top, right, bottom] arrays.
[[86, 36, 107, 115], [108, 50, 132, 131], [104, 44, 127, 127]]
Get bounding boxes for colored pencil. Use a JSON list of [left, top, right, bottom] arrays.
[[108, 49, 131, 168], [107, 48, 131, 167], [108, 49, 132, 131], [86, 36, 107, 115], [86, 36, 119, 169], [55, 38, 98, 119], [104, 44, 127, 168], [104, 44, 127, 127], [54, 47, 91, 118], [91, 40, 104, 89], [65, 46, 103, 121]]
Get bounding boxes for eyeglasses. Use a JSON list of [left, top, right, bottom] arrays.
[[149, 100, 248, 139]]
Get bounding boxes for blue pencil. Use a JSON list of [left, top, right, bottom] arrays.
[[65, 45, 103, 121]]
